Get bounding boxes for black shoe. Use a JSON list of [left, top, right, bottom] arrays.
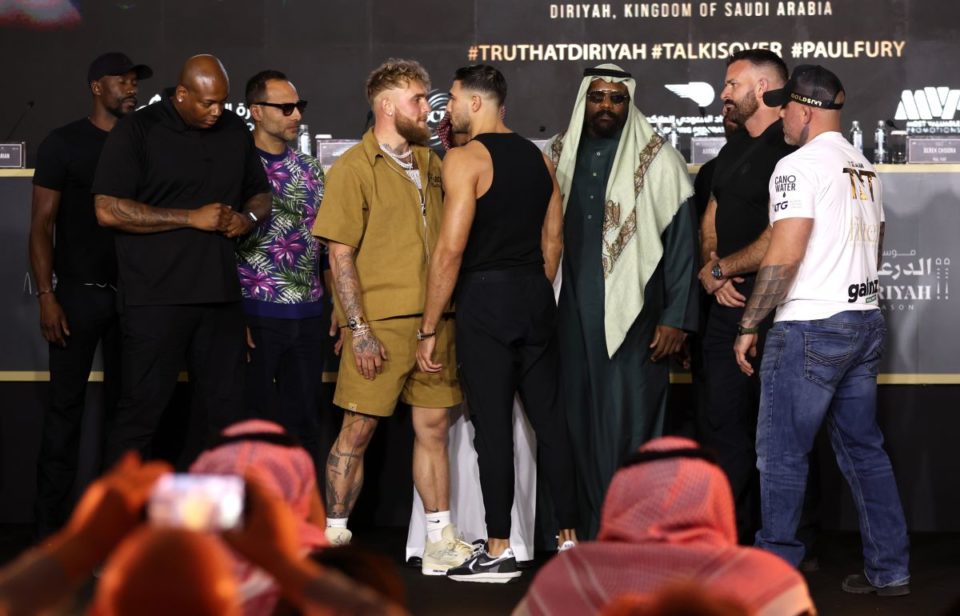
[[447, 547, 522, 583], [841, 573, 910, 596], [799, 556, 820, 573]]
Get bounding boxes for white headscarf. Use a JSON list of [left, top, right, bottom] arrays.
[[547, 64, 693, 357]]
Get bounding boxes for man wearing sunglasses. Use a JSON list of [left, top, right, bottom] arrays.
[[546, 63, 699, 539], [235, 70, 328, 472]]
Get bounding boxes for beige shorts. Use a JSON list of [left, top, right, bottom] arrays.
[[333, 316, 462, 417]]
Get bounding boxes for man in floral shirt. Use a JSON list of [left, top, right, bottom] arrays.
[[237, 70, 328, 467]]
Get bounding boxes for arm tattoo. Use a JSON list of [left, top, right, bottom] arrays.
[[106, 197, 190, 233], [333, 251, 364, 322], [740, 263, 799, 329]]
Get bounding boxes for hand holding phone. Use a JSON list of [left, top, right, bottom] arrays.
[[147, 474, 245, 532]]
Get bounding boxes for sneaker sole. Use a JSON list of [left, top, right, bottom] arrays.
[[448, 571, 522, 583], [421, 565, 451, 576]]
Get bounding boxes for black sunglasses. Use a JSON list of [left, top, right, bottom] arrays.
[[586, 91, 630, 105], [253, 100, 308, 116]]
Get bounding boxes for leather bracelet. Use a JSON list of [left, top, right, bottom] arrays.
[[35, 289, 53, 298], [738, 324, 759, 335], [417, 329, 436, 341]]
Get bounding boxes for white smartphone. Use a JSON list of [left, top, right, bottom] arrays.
[[147, 473, 245, 531]]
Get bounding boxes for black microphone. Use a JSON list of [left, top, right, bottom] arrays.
[[4, 100, 35, 141]]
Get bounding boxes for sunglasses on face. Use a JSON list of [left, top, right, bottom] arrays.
[[253, 100, 308, 116], [586, 91, 630, 105]]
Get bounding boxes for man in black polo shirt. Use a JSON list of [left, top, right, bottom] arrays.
[[93, 54, 271, 465], [696, 49, 796, 544], [29, 52, 151, 538]]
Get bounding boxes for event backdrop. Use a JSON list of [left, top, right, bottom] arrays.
[[2, 0, 960, 156], [1, 0, 958, 380]]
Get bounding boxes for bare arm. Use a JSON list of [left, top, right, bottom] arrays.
[[328, 241, 386, 380], [221, 191, 273, 239], [94, 194, 230, 234], [541, 153, 564, 283], [739, 218, 813, 329], [699, 195, 718, 266], [416, 148, 478, 373], [421, 148, 477, 334], [717, 225, 773, 277], [29, 186, 71, 346]]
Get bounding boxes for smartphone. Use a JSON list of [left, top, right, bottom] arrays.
[[148, 473, 245, 531]]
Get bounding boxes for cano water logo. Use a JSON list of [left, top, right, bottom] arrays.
[[426, 89, 450, 151]]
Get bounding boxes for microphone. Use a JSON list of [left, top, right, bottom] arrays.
[[4, 100, 35, 141]]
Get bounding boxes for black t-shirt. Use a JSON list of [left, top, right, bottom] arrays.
[[33, 118, 117, 284], [712, 120, 796, 259], [92, 97, 270, 306]]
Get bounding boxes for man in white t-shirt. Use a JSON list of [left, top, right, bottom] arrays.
[[733, 65, 910, 597]]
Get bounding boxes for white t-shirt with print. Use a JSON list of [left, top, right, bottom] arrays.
[[768, 131, 885, 322]]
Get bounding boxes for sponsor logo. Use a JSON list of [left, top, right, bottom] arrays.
[[774, 174, 796, 193], [426, 89, 450, 151], [848, 278, 880, 303], [895, 87, 960, 121], [773, 199, 789, 212], [665, 82, 716, 108]]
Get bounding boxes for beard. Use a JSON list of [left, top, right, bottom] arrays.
[[587, 109, 626, 138], [395, 111, 431, 146], [724, 90, 759, 127]]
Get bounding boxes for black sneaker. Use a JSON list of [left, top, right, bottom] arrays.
[[841, 573, 910, 596], [447, 547, 522, 583]]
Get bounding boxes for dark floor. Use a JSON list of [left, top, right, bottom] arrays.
[[3, 526, 958, 615]]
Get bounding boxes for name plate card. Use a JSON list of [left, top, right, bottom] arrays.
[[908, 137, 960, 163], [0, 143, 25, 168], [691, 137, 726, 165]]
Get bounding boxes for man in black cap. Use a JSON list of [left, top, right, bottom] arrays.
[[29, 51, 151, 538], [733, 64, 910, 596], [93, 54, 272, 466]]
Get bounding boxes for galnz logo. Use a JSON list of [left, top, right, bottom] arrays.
[[895, 87, 960, 121]]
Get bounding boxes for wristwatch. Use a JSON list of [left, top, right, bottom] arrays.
[[711, 262, 724, 280], [347, 315, 367, 331], [417, 329, 436, 341], [245, 211, 259, 225]]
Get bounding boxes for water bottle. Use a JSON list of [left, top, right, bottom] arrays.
[[297, 124, 312, 155], [668, 125, 680, 150], [849, 120, 863, 152], [874, 121, 887, 164]]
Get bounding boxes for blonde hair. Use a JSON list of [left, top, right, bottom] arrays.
[[366, 58, 431, 106]]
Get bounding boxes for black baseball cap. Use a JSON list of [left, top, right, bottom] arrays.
[[87, 52, 153, 83], [762, 64, 845, 110]]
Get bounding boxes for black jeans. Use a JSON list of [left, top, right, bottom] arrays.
[[456, 267, 578, 539], [35, 281, 120, 537], [103, 302, 246, 467], [244, 313, 328, 471]]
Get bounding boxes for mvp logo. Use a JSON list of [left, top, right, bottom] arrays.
[[895, 87, 960, 121]]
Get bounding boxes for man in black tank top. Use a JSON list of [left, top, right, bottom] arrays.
[[417, 65, 579, 582]]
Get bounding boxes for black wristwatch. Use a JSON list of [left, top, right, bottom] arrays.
[[711, 262, 724, 280]]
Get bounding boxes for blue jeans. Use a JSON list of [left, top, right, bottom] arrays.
[[755, 310, 910, 587]]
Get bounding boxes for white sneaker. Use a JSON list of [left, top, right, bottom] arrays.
[[558, 540, 576, 552], [325, 527, 352, 546], [421, 524, 474, 576]]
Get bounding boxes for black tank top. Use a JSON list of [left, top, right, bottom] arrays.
[[461, 133, 553, 273]]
